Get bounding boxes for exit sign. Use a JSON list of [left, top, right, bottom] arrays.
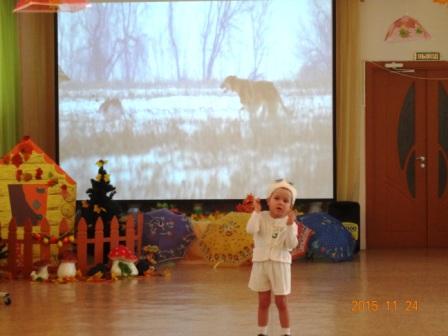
[[415, 52, 440, 61]]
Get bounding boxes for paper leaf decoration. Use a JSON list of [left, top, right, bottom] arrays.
[[384, 15, 431, 42]]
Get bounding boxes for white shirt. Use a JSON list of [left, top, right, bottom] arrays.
[[246, 211, 298, 264]]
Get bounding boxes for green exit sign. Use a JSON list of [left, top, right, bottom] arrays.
[[415, 52, 440, 61]]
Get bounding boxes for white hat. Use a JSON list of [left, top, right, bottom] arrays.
[[267, 179, 297, 205]]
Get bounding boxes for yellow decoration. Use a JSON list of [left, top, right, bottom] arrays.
[[60, 203, 76, 218], [198, 212, 252, 267], [63, 192, 75, 202], [184, 219, 212, 261], [96, 159, 107, 167], [342, 221, 359, 241], [93, 204, 106, 214], [0, 137, 77, 251]]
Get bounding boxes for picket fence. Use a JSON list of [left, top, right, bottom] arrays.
[[0, 213, 143, 278]]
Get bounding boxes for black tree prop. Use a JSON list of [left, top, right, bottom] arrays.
[[80, 160, 122, 258]]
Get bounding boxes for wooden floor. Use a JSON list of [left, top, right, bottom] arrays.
[[1, 249, 447, 336]]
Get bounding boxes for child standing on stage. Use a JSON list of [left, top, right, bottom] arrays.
[[247, 179, 299, 336]]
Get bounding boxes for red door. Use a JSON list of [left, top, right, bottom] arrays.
[[427, 72, 448, 247], [366, 61, 448, 248]]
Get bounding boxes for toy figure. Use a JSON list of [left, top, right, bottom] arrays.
[[136, 245, 160, 276], [108, 245, 139, 278], [30, 260, 50, 281]]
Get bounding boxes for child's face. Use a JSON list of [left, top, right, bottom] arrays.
[[267, 188, 293, 218]]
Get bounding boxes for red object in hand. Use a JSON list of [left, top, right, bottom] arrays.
[[236, 193, 256, 213]]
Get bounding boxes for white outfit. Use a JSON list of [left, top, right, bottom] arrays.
[[247, 211, 298, 295]]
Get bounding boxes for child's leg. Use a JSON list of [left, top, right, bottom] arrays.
[[258, 290, 271, 328], [274, 295, 290, 328]]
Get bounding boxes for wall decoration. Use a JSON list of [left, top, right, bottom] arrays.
[[384, 15, 431, 42]]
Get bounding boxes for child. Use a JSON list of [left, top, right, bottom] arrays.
[[247, 179, 299, 336]]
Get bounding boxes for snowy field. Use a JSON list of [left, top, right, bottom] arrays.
[[59, 85, 332, 200]]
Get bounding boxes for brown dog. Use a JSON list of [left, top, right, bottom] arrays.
[[220, 75, 288, 118]]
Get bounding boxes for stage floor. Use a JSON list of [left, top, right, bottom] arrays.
[[1, 249, 447, 336]]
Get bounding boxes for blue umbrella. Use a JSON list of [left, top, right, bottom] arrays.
[[142, 209, 195, 263], [299, 212, 356, 262]]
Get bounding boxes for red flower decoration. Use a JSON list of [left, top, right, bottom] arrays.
[[18, 142, 33, 161], [35, 168, 43, 180], [16, 169, 23, 182], [11, 153, 23, 168], [60, 184, 69, 198]]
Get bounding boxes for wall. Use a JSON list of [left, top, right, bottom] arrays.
[[360, 0, 448, 61], [358, 0, 448, 249]]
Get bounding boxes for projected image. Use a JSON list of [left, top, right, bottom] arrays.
[[58, 0, 333, 200]]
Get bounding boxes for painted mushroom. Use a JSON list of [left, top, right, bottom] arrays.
[[57, 251, 77, 279], [108, 245, 138, 278], [30, 259, 50, 281]]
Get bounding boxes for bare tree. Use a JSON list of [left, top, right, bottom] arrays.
[[58, 16, 78, 80], [167, 2, 181, 81], [149, 33, 166, 82], [78, 4, 122, 82], [116, 3, 147, 82], [247, 1, 271, 80], [200, 1, 247, 81], [68, 3, 147, 83], [295, 1, 332, 90]]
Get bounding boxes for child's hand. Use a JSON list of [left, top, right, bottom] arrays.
[[254, 198, 261, 213], [287, 209, 297, 225]]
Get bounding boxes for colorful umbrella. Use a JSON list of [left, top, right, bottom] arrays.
[[198, 212, 253, 267], [184, 219, 213, 261], [142, 208, 195, 263], [299, 212, 355, 262], [291, 221, 314, 260]]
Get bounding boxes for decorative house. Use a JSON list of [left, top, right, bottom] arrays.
[[0, 136, 77, 239]]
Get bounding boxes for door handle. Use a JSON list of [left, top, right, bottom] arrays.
[[416, 155, 426, 168]]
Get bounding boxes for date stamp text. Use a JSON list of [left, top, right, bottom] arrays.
[[351, 299, 419, 313]]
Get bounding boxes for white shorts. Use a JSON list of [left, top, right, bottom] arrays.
[[248, 261, 291, 295]]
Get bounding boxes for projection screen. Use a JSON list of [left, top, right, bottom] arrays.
[[57, 0, 334, 200]]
